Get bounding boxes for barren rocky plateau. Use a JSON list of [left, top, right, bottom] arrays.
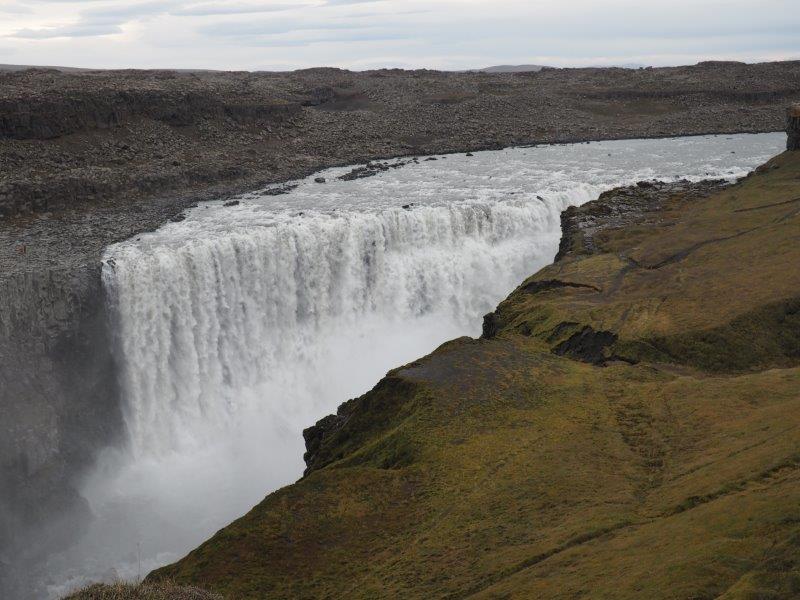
[[2, 60, 800, 274]]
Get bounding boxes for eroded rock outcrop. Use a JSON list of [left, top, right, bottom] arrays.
[[789, 104, 800, 150], [0, 89, 300, 141]]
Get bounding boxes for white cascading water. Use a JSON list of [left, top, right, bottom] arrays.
[[106, 201, 561, 457], [45, 133, 784, 597]]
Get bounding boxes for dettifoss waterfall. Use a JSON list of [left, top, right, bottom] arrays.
[[45, 133, 783, 596]]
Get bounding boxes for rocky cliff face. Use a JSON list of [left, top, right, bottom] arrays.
[[789, 104, 800, 150], [0, 265, 122, 596], [0, 89, 299, 141]]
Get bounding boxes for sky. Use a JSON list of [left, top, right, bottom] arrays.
[[0, 0, 798, 71]]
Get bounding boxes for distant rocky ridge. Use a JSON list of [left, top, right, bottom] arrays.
[[478, 64, 547, 73]]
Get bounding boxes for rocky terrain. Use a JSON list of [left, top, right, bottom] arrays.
[[151, 140, 800, 598], [3, 61, 800, 273], [1, 62, 799, 597]]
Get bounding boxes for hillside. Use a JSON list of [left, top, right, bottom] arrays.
[[148, 146, 800, 598]]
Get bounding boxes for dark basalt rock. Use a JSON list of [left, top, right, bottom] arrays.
[[0, 91, 300, 141], [303, 413, 348, 468], [262, 184, 299, 196], [481, 312, 501, 339], [521, 279, 600, 294], [338, 159, 410, 181], [302, 376, 418, 474], [552, 326, 618, 365], [0, 265, 123, 598], [788, 104, 800, 151]]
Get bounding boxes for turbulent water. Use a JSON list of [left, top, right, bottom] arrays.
[[45, 133, 783, 597]]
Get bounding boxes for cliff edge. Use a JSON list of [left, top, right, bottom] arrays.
[[149, 132, 800, 597]]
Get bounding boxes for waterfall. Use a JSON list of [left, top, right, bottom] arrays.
[[102, 197, 573, 457], [43, 133, 784, 598]]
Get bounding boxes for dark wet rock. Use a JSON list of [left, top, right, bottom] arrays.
[[314, 177, 326, 184], [302, 376, 418, 474], [552, 326, 618, 365], [481, 312, 501, 339], [0, 266, 123, 597], [303, 413, 348, 470], [223, 200, 240, 207], [338, 159, 409, 181], [263, 183, 298, 196], [521, 279, 600, 294]]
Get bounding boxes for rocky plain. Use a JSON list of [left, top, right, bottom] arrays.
[[1, 60, 800, 598]]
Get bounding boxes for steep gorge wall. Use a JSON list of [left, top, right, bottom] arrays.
[[0, 266, 122, 595], [0, 90, 300, 141]]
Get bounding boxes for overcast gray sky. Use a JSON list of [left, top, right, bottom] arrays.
[[1, 0, 798, 71]]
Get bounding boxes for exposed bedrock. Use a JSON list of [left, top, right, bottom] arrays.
[[0, 91, 299, 141], [789, 104, 800, 150], [0, 266, 122, 596], [2, 61, 800, 220]]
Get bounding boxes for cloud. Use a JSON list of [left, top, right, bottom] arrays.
[[0, 2, 33, 13], [7, 1, 179, 39], [81, 0, 179, 21], [10, 23, 123, 39], [1, 0, 798, 71], [250, 29, 410, 46], [197, 18, 373, 37], [325, 0, 384, 4], [171, 2, 306, 16]]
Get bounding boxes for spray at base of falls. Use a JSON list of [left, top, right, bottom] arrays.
[[43, 133, 785, 597]]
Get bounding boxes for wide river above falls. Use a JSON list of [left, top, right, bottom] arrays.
[[43, 133, 785, 597]]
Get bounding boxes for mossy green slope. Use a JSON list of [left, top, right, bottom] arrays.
[[151, 152, 800, 599]]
